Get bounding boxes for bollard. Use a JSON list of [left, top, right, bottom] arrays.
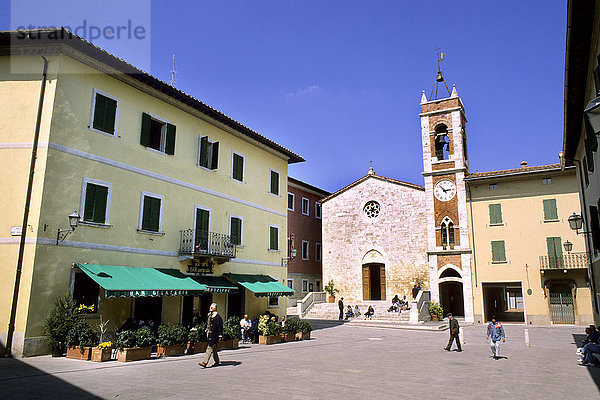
[[524, 328, 530, 347], [460, 326, 465, 345]]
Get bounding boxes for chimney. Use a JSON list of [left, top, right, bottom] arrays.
[[520, 161, 528, 168]]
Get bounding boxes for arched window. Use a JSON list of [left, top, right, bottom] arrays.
[[435, 124, 450, 160], [440, 216, 455, 249]]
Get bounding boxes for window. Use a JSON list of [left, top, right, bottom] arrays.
[[287, 193, 295, 211], [315, 203, 322, 219], [232, 152, 244, 182], [440, 217, 455, 249], [139, 192, 163, 233], [230, 216, 242, 246], [198, 135, 219, 170], [90, 89, 119, 135], [140, 113, 176, 155], [287, 279, 294, 290], [269, 225, 279, 251], [80, 178, 111, 225], [302, 279, 309, 293], [302, 197, 309, 215], [364, 201, 380, 218], [434, 124, 450, 160], [583, 157, 590, 187], [270, 169, 280, 195], [542, 178, 552, 185], [543, 199, 558, 221], [268, 296, 279, 307], [302, 240, 309, 260], [491, 240, 506, 263], [488, 204, 503, 225], [489, 184, 498, 190], [72, 272, 99, 311], [315, 280, 321, 292], [315, 242, 322, 261]]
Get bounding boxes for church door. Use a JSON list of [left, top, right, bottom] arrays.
[[362, 263, 386, 300]]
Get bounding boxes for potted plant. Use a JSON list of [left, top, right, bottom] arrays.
[[281, 318, 297, 342], [65, 319, 97, 360], [324, 279, 339, 303], [296, 319, 312, 341], [258, 315, 282, 345], [43, 297, 81, 357], [156, 324, 187, 357], [428, 301, 444, 322], [91, 341, 113, 362], [116, 327, 155, 362], [186, 322, 207, 355], [220, 316, 241, 350]]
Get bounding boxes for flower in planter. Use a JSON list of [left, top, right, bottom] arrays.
[[98, 341, 112, 349]]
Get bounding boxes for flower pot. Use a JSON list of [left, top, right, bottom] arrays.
[[186, 341, 207, 355], [431, 314, 439, 322], [296, 331, 311, 341], [217, 339, 233, 350], [157, 344, 186, 357], [91, 347, 112, 362], [327, 295, 335, 303], [66, 346, 92, 360], [259, 335, 282, 345], [281, 333, 296, 342], [117, 346, 152, 362]]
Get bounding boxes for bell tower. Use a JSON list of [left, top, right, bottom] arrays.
[[420, 67, 474, 322]]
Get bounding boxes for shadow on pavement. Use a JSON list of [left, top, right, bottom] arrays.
[[0, 357, 100, 399], [304, 319, 348, 331], [216, 360, 241, 367], [572, 333, 600, 392]]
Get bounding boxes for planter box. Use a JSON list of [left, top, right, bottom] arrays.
[[66, 346, 92, 360], [296, 331, 311, 341], [91, 347, 112, 362], [157, 344, 186, 358], [259, 335, 282, 345], [327, 296, 335, 303], [117, 346, 152, 362], [431, 314, 439, 322], [187, 341, 207, 355], [217, 339, 233, 350], [281, 333, 296, 342], [230, 339, 239, 349]]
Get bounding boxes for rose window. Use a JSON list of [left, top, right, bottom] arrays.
[[363, 201, 380, 218]]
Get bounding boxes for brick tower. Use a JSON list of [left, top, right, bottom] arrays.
[[420, 74, 474, 322]]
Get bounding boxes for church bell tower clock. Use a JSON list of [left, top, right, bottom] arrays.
[[420, 66, 474, 323]]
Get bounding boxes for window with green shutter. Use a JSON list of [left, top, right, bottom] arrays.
[[269, 226, 279, 250], [198, 136, 219, 170], [83, 182, 109, 224], [140, 112, 176, 155], [546, 237, 564, 268], [543, 199, 558, 221], [92, 91, 118, 134], [230, 217, 242, 246], [141, 195, 162, 232], [232, 153, 244, 182], [270, 170, 279, 195], [491, 240, 506, 263], [489, 204, 503, 225]]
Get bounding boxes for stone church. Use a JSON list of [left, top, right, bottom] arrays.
[[321, 78, 475, 322]]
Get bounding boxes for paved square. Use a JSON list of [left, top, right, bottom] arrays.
[[1, 322, 599, 399]]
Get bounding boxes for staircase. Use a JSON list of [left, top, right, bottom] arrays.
[[303, 301, 411, 322]]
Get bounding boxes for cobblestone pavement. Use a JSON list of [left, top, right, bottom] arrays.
[[1, 322, 599, 399]]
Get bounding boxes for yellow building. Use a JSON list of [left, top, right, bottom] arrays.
[[0, 29, 302, 357], [466, 163, 593, 325]]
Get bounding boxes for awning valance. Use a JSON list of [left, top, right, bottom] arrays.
[[224, 273, 294, 297], [76, 264, 208, 298], [190, 275, 238, 294]]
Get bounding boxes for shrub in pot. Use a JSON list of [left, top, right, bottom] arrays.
[[296, 320, 313, 340], [43, 297, 81, 356], [187, 322, 207, 354], [91, 341, 113, 362], [157, 324, 187, 357], [428, 301, 444, 321], [65, 319, 98, 360], [281, 317, 298, 342], [324, 280, 339, 303], [258, 315, 282, 345], [220, 316, 241, 350], [116, 327, 155, 362]]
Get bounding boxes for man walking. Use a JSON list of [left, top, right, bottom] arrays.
[[444, 313, 462, 352], [486, 316, 505, 360], [199, 303, 223, 367], [338, 297, 344, 320]]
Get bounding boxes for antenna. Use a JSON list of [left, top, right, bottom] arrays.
[[170, 54, 176, 86]]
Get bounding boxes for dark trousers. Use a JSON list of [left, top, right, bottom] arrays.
[[339, 308, 343, 320], [446, 333, 461, 350]]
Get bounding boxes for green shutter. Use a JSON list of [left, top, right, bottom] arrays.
[[585, 116, 598, 152], [271, 170, 279, 195], [233, 154, 243, 181], [196, 208, 209, 233], [199, 136, 208, 167], [491, 241, 506, 262], [165, 123, 176, 155], [211, 142, 219, 170], [142, 196, 161, 232], [140, 113, 152, 147], [543, 199, 558, 221], [93, 185, 108, 223], [230, 217, 241, 245], [269, 226, 278, 250], [92, 94, 106, 131], [489, 204, 502, 224], [83, 183, 97, 222], [103, 96, 117, 134], [546, 237, 563, 268]]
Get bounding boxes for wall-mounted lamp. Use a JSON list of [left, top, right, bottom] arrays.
[[584, 96, 600, 138], [57, 211, 80, 244], [563, 240, 573, 253], [568, 212, 589, 236]]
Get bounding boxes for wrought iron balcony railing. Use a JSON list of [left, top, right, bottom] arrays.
[[539, 252, 588, 270], [179, 229, 236, 259]]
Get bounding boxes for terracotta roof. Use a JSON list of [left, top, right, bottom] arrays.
[[321, 173, 424, 203], [287, 176, 331, 197], [0, 28, 304, 164], [465, 164, 566, 180]]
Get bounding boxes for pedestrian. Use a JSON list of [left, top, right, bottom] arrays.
[[444, 313, 462, 352], [199, 303, 223, 368], [486, 316, 505, 360], [338, 297, 344, 320], [412, 284, 419, 299]]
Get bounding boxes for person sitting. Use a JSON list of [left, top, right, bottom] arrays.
[[345, 305, 354, 319], [240, 314, 252, 343], [580, 333, 600, 366], [280, 316, 286, 328], [365, 305, 375, 319], [354, 305, 361, 317]]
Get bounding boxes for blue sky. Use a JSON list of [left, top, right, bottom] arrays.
[[3, 1, 567, 193]]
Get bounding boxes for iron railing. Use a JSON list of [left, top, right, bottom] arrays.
[[179, 229, 236, 258], [539, 252, 587, 270]]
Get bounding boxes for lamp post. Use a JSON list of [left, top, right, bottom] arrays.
[[57, 211, 80, 244]]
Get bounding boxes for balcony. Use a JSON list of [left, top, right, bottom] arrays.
[[539, 252, 588, 270], [179, 229, 236, 261]]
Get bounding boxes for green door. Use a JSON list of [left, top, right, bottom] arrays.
[[195, 208, 210, 252], [546, 237, 563, 268]]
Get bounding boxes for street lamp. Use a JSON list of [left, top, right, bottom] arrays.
[[568, 212, 585, 234], [57, 211, 80, 244], [584, 96, 600, 138], [563, 240, 573, 253]]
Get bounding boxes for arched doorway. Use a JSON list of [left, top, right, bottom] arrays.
[[439, 267, 464, 316], [362, 263, 386, 300]]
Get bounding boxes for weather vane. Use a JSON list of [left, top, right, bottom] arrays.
[[435, 47, 447, 69], [431, 47, 450, 100]]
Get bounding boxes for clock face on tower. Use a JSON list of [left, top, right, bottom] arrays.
[[434, 179, 457, 201]]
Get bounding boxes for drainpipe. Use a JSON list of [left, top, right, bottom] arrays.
[[5, 56, 48, 357], [466, 183, 478, 286]]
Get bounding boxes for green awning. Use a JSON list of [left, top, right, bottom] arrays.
[[224, 273, 294, 297], [76, 264, 208, 298], [190, 275, 238, 294]]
